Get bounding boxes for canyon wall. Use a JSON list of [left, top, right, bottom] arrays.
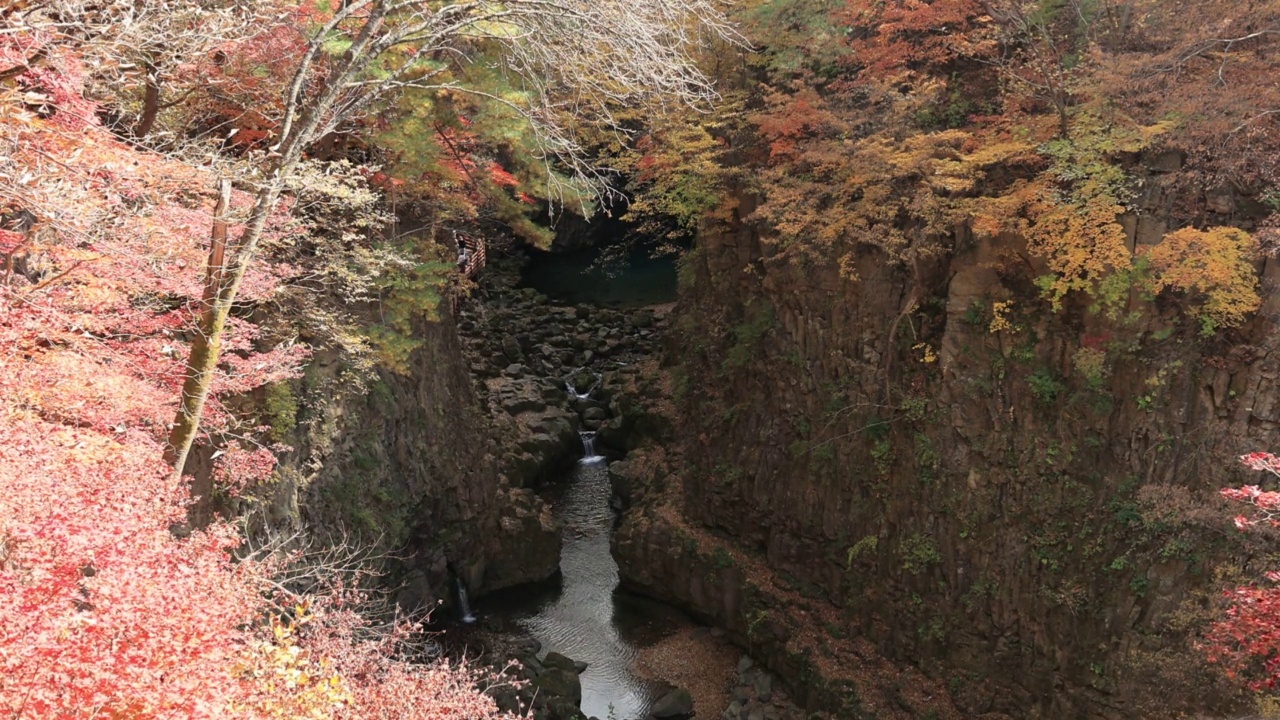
[[617, 159, 1278, 718], [234, 303, 560, 612]]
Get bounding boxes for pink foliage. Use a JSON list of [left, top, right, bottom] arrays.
[[1, 34, 505, 720], [1207, 451, 1280, 688]]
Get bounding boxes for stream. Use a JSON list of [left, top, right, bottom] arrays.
[[458, 246, 696, 719], [479, 436, 689, 719]]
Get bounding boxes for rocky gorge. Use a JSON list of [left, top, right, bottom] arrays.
[[235, 16, 1280, 720]]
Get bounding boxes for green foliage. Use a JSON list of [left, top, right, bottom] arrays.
[[846, 535, 878, 568], [1025, 113, 1169, 309], [712, 546, 735, 569], [915, 78, 983, 130], [365, 250, 452, 374], [676, 245, 703, 291], [1028, 367, 1065, 404], [871, 438, 894, 475], [260, 382, 299, 442], [900, 533, 941, 575], [1072, 348, 1108, 389], [724, 302, 775, 370], [740, 0, 847, 77], [627, 116, 734, 242], [374, 77, 590, 249]]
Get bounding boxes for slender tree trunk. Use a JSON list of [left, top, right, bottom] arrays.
[[164, 178, 232, 482], [133, 62, 160, 139]]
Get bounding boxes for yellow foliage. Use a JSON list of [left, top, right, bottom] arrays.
[[1027, 192, 1133, 309], [913, 342, 938, 364], [1143, 226, 1260, 331], [235, 613, 352, 719], [988, 300, 1018, 333], [965, 179, 1040, 239]]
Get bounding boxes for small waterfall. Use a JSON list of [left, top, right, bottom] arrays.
[[456, 578, 476, 624], [566, 375, 596, 400], [579, 431, 605, 464]]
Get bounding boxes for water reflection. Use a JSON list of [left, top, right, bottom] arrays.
[[518, 244, 678, 310], [484, 456, 682, 719]]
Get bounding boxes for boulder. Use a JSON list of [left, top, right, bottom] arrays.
[[650, 688, 694, 719], [581, 405, 608, 425], [502, 335, 524, 362], [607, 461, 634, 508], [480, 488, 561, 592], [542, 652, 580, 673], [533, 668, 582, 705], [629, 309, 654, 328]]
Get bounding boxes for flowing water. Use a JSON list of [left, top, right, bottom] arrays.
[[456, 578, 477, 624], [480, 440, 687, 719]]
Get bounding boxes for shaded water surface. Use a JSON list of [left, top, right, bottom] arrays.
[[484, 456, 686, 719], [518, 244, 678, 309]]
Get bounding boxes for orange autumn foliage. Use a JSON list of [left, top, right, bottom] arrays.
[[1144, 226, 1260, 332]]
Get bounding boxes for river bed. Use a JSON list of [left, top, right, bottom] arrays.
[[477, 447, 691, 719]]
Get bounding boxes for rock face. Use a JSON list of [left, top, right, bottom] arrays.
[[615, 176, 1277, 718], [482, 488, 562, 592], [487, 640, 591, 720], [457, 259, 668, 487], [260, 301, 561, 610]]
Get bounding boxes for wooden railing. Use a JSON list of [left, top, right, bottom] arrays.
[[456, 233, 485, 278], [450, 233, 486, 314]]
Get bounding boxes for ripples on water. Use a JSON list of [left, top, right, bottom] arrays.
[[498, 456, 681, 720]]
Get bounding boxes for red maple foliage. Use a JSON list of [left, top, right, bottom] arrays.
[[1207, 452, 1280, 689], [0, 25, 506, 720]]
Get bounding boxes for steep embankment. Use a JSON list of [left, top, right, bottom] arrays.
[[258, 300, 561, 610], [611, 3, 1280, 717], [615, 165, 1277, 718]]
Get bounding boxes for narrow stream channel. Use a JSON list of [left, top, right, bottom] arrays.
[[482, 439, 688, 719]]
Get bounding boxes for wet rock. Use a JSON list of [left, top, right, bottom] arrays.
[[542, 652, 580, 673], [533, 667, 582, 705], [651, 688, 694, 719], [581, 405, 608, 430], [629, 309, 654, 328], [481, 488, 561, 592], [545, 696, 587, 720]]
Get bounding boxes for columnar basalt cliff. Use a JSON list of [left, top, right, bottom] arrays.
[[615, 166, 1280, 717], [605, 2, 1280, 716], [247, 305, 561, 610]]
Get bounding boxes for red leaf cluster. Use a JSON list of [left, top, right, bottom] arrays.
[[1207, 452, 1280, 689], [0, 31, 506, 720]]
